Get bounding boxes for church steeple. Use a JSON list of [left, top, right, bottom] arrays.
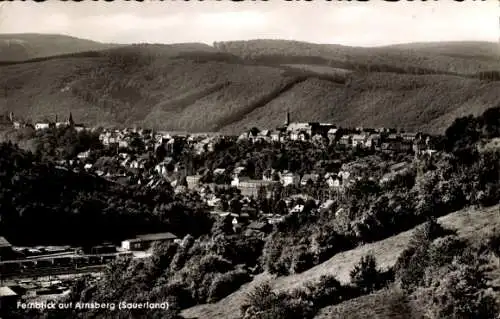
[[285, 109, 290, 126], [68, 112, 74, 126]]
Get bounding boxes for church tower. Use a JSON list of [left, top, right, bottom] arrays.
[[285, 110, 290, 126], [68, 112, 74, 127]]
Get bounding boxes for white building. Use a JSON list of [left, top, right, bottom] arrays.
[[280, 172, 300, 187], [35, 123, 50, 130]]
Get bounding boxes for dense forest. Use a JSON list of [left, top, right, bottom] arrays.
[[2, 40, 500, 134]]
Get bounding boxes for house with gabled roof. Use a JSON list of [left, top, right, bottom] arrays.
[[339, 135, 352, 147], [121, 232, 178, 251], [352, 134, 368, 148], [327, 128, 339, 143], [280, 171, 300, 187]]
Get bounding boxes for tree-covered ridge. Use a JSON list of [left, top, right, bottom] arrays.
[[214, 39, 500, 76], [2, 40, 500, 134]]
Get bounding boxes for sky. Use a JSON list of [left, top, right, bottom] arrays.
[[0, 1, 498, 47]]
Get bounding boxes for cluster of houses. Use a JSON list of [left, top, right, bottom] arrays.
[[63, 115, 434, 230], [238, 112, 437, 156], [184, 158, 413, 201], [3, 111, 441, 245], [62, 128, 227, 191], [6, 112, 87, 132], [99, 127, 155, 150], [99, 127, 224, 155]]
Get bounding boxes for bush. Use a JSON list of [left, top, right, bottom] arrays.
[[207, 269, 251, 302], [349, 254, 385, 294], [290, 246, 315, 274], [150, 282, 194, 310], [241, 283, 316, 319], [395, 240, 430, 292], [427, 235, 467, 268], [487, 231, 500, 257], [241, 283, 276, 316], [304, 275, 344, 308], [413, 264, 499, 319], [396, 219, 459, 293], [419, 217, 454, 241]]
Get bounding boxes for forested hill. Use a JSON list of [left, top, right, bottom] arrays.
[[0, 141, 212, 247], [0, 33, 120, 61], [1, 35, 500, 134]]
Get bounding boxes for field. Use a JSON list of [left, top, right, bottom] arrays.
[[314, 286, 417, 319], [181, 204, 500, 319]]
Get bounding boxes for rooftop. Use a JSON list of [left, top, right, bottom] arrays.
[[390, 162, 408, 172], [0, 286, 17, 297], [247, 221, 269, 230], [0, 236, 11, 248], [286, 122, 311, 131], [238, 179, 278, 185], [135, 232, 178, 241]]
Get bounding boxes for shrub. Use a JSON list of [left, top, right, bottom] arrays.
[[197, 254, 233, 274], [241, 283, 277, 316], [395, 242, 430, 292], [290, 246, 315, 274], [487, 231, 500, 257], [241, 283, 316, 319], [304, 275, 344, 308], [150, 282, 194, 309], [207, 269, 251, 302], [414, 264, 499, 319], [427, 235, 467, 268], [349, 254, 385, 293], [418, 217, 454, 241]]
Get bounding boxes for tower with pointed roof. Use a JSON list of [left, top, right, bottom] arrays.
[[68, 112, 74, 127]]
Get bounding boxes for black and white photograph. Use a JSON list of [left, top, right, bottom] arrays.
[[0, 0, 499, 318]]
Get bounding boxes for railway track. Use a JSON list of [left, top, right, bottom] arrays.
[[1, 265, 106, 280], [0, 252, 132, 265]]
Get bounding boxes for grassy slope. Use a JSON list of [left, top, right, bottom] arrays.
[[314, 286, 418, 319], [1, 38, 500, 134], [317, 264, 500, 319], [181, 204, 500, 319], [0, 33, 121, 61]]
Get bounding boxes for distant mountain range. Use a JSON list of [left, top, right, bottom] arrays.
[[0, 34, 499, 134]]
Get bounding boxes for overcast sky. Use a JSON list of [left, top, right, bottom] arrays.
[[0, 1, 498, 46]]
